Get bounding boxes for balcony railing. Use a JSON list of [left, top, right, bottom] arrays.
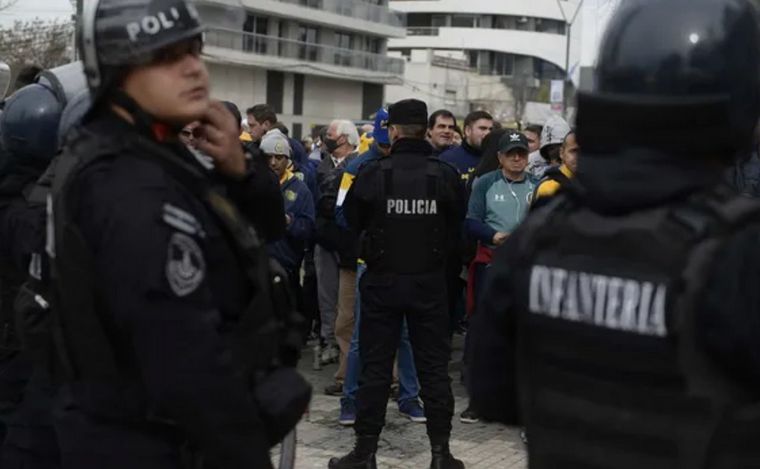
[[205, 28, 405, 75], [407, 27, 439, 36], [273, 0, 405, 28]]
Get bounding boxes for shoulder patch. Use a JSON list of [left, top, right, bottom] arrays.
[[166, 232, 206, 297], [163, 203, 206, 238], [284, 189, 298, 202]]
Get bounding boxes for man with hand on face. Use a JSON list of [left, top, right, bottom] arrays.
[[440, 111, 493, 183], [49, 1, 309, 468]]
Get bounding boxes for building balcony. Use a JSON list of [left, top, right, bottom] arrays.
[[274, 0, 405, 28], [196, 0, 406, 38], [203, 27, 404, 84], [390, 26, 571, 72]]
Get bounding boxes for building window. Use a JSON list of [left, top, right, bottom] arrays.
[[468, 50, 478, 69], [451, 15, 478, 28], [444, 90, 457, 107], [431, 14, 447, 27], [298, 25, 319, 61], [299, 0, 322, 7], [266, 71, 284, 113], [335, 32, 353, 66], [243, 14, 269, 53], [363, 37, 381, 54], [489, 52, 514, 76]]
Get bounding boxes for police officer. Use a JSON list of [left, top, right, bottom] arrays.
[[0, 80, 68, 469], [49, 0, 309, 468], [467, 0, 760, 467], [331, 99, 466, 469]]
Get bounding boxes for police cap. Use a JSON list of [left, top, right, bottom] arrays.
[[388, 99, 428, 126]]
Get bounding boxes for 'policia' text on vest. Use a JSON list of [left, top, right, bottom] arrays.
[[529, 265, 668, 337], [386, 199, 438, 215]]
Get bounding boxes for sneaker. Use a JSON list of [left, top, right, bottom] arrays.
[[321, 344, 340, 365], [459, 406, 479, 424], [339, 399, 357, 426], [324, 381, 343, 396], [399, 399, 427, 423]]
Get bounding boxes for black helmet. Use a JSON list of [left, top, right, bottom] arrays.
[[0, 83, 64, 175], [577, 0, 760, 159], [80, 0, 204, 99]]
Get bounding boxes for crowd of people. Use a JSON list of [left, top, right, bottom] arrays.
[[211, 99, 581, 430], [3, 0, 760, 468]]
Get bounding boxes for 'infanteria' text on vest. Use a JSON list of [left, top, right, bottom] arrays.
[[387, 199, 438, 215], [529, 265, 668, 337]]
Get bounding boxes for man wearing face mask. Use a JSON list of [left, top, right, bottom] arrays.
[[314, 120, 359, 368]]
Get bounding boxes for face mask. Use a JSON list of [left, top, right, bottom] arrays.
[[324, 137, 341, 154]]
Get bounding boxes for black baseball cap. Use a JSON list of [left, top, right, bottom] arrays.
[[388, 98, 428, 126], [498, 131, 530, 154]]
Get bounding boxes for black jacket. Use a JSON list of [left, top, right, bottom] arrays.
[[467, 147, 760, 425], [53, 111, 279, 469]]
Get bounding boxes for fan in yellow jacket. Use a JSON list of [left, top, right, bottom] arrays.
[[533, 130, 579, 203]]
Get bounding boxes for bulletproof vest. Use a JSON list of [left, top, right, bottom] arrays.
[[514, 186, 760, 469], [362, 157, 447, 274], [50, 127, 304, 390]]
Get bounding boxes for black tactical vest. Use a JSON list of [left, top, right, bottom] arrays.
[[361, 156, 448, 274], [514, 186, 760, 469], [50, 126, 308, 443]]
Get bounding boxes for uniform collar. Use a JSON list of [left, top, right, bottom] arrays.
[[390, 138, 433, 155]]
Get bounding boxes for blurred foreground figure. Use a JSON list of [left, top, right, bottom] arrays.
[[49, 1, 309, 468], [468, 1, 760, 468]]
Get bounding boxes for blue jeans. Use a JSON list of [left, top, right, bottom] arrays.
[[342, 263, 420, 405]]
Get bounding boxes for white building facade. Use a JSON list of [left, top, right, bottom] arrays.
[[194, 0, 406, 139], [386, 0, 583, 123]]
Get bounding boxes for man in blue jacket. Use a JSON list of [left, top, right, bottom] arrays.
[[262, 129, 315, 286], [439, 110, 493, 184]]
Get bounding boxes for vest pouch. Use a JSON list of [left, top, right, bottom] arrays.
[[253, 367, 312, 447], [13, 281, 51, 360]]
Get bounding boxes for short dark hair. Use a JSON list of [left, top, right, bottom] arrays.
[[464, 110, 493, 129], [428, 109, 456, 130], [524, 124, 543, 136], [221, 101, 242, 130], [272, 121, 289, 136], [246, 104, 277, 125], [562, 129, 576, 146], [393, 124, 426, 139]]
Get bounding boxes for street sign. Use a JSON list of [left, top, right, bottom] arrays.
[[550, 79, 564, 104]]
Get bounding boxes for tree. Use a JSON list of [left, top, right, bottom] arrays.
[[0, 0, 18, 11], [0, 19, 74, 88]]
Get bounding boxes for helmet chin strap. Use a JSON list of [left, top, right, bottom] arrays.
[[109, 89, 182, 143]]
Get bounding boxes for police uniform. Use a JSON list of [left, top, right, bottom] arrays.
[[333, 99, 466, 469], [467, 0, 760, 468], [0, 77, 76, 469], [47, 1, 309, 468]]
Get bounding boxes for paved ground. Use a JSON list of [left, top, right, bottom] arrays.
[[273, 335, 527, 469]]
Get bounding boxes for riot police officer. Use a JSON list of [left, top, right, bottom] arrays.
[[331, 99, 466, 469], [467, 0, 760, 467], [0, 79, 69, 469], [49, 1, 309, 468]]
